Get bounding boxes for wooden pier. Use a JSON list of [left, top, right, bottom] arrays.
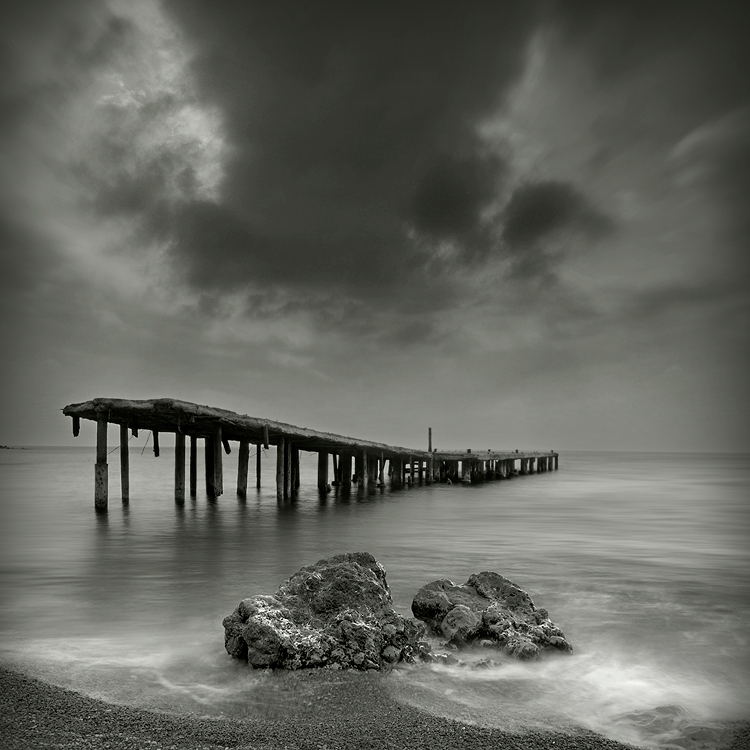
[[62, 398, 559, 512]]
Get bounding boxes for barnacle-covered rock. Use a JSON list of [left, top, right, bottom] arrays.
[[223, 552, 427, 670]]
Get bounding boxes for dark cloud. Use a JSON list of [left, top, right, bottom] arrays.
[[123, 1, 542, 303], [500, 180, 613, 280], [405, 151, 506, 251]]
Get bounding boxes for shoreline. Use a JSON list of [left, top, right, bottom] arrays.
[[3, 666, 749, 750]]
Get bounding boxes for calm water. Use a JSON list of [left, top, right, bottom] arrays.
[[1, 446, 749, 748]]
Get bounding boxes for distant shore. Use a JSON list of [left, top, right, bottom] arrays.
[[2, 665, 749, 750]]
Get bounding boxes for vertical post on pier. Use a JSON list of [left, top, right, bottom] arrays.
[[368, 455, 378, 485], [189, 436, 197, 495], [292, 445, 300, 490], [95, 414, 108, 512], [175, 431, 185, 504], [317, 451, 328, 490], [284, 439, 292, 498], [361, 451, 369, 489], [554, 454, 559, 470], [256, 444, 262, 488], [237, 440, 249, 497], [276, 438, 284, 499], [119, 424, 129, 503], [390, 457, 401, 488], [332, 453, 339, 486], [428, 429, 433, 484], [378, 452, 385, 487], [340, 453, 352, 489], [153, 431, 160, 458], [205, 436, 215, 495], [212, 424, 223, 497]]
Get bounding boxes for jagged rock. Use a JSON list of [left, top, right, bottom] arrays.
[[223, 552, 428, 670], [411, 571, 573, 659]]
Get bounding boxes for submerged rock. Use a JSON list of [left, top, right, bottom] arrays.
[[223, 552, 428, 670], [411, 571, 573, 659]]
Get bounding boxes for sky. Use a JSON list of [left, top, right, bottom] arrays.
[[1, 0, 748, 452]]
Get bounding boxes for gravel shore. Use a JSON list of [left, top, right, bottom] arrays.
[[2, 666, 748, 750]]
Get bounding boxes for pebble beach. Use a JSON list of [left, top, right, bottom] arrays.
[[3, 666, 749, 750]]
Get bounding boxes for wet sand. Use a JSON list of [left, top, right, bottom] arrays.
[[3, 665, 749, 750]]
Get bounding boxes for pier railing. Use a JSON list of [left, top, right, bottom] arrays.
[[62, 397, 558, 512]]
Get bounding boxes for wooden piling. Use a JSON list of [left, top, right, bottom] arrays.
[[72, 415, 80, 437], [256, 443, 262, 488], [94, 414, 108, 512], [361, 451, 369, 489], [378, 451, 385, 487], [237, 439, 249, 497], [554, 454, 559, 470], [205, 436, 214, 495], [152, 431, 159, 458], [428, 428, 433, 484], [292, 445, 300, 490], [189, 436, 197, 495], [390, 456, 402, 488], [284, 439, 292, 498], [340, 453, 352, 489], [317, 451, 328, 490], [332, 453, 339, 485], [222, 437, 231, 455], [213, 425, 223, 497], [175, 431, 185, 504], [276, 438, 284, 499], [119, 424, 129, 503]]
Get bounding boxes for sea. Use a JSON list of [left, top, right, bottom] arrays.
[[1, 445, 749, 749]]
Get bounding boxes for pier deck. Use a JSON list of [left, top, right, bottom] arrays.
[[63, 397, 558, 512]]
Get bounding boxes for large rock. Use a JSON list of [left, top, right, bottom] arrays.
[[412, 571, 573, 659], [223, 552, 428, 670]]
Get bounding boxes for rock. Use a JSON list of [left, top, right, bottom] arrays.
[[223, 552, 428, 670], [411, 571, 572, 659]]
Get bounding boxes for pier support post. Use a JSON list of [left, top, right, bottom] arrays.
[[175, 431, 185, 504], [153, 431, 160, 458], [256, 443, 262, 488], [95, 414, 108, 512], [284, 440, 292, 497], [340, 453, 352, 489], [361, 451, 369, 489], [332, 454, 339, 486], [292, 446, 300, 490], [189, 436, 197, 495], [276, 438, 285, 499], [205, 436, 215, 495], [428, 428, 433, 484], [237, 440, 249, 497], [212, 425, 223, 497], [390, 457, 402, 488], [317, 451, 329, 490], [378, 452, 385, 487], [554, 454, 559, 470], [119, 424, 129, 503]]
